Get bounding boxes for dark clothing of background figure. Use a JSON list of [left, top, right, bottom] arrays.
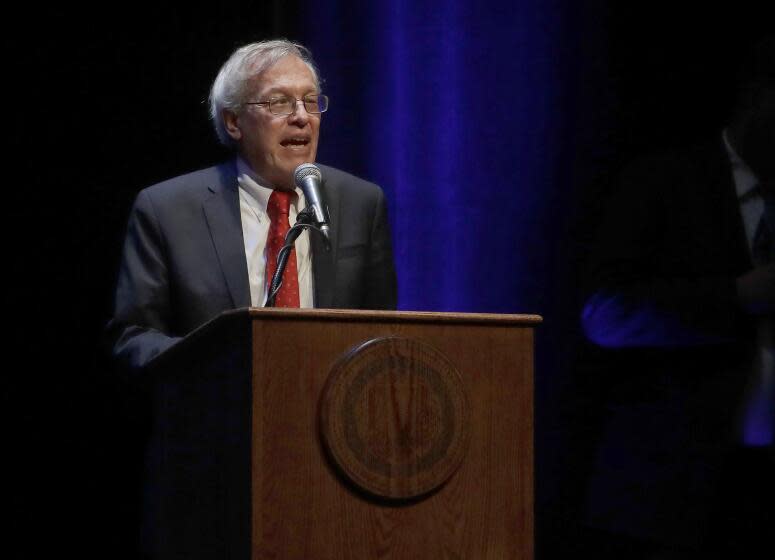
[[108, 160, 397, 371], [581, 137, 773, 557]]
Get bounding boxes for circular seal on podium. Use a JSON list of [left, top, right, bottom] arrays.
[[319, 336, 471, 500]]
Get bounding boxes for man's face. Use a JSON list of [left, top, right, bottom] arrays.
[[225, 55, 320, 190]]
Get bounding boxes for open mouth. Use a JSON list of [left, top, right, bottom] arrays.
[[280, 137, 310, 148]]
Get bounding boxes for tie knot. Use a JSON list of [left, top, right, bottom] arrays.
[[268, 190, 294, 218]]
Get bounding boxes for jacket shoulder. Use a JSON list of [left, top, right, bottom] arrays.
[[319, 164, 381, 190], [139, 162, 236, 205]]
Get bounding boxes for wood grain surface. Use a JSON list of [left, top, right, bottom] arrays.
[[249, 309, 535, 559], [319, 336, 471, 499]]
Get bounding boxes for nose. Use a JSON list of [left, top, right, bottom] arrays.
[[288, 100, 310, 125]]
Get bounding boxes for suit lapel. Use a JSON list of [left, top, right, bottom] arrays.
[[312, 169, 340, 308], [203, 162, 251, 309]]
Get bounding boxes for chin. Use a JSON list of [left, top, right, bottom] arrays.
[[288, 158, 312, 172]]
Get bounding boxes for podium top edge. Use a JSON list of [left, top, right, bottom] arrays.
[[243, 307, 543, 325], [148, 308, 542, 371]]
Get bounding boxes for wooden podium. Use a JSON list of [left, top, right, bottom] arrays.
[[145, 308, 540, 559]]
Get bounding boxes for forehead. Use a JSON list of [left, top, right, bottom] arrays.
[[251, 55, 317, 95]]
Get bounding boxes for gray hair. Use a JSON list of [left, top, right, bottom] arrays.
[[209, 39, 321, 147]]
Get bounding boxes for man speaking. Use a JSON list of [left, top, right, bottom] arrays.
[[109, 40, 397, 370]]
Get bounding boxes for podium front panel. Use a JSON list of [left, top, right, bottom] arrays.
[[248, 309, 536, 560]]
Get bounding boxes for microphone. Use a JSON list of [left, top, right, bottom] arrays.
[[293, 163, 331, 247]]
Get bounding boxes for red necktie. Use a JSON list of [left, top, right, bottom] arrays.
[[266, 190, 300, 307]]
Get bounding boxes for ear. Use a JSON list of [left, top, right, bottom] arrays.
[[223, 109, 242, 141]]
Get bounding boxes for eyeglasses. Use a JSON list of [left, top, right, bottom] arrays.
[[244, 94, 329, 116]]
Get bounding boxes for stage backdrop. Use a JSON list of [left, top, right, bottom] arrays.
[[302, 0, 593, 313]]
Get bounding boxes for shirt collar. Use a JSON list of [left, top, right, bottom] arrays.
[[722, 128, 759, 200], [236, 156, 273, 211], [235, 156, 304, 211]]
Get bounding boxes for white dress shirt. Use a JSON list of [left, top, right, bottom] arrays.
[[236, 157, 315, 308]]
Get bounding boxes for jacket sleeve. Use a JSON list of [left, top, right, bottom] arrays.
[[106, 190, 182, 371], [364, 186, 398, 310]]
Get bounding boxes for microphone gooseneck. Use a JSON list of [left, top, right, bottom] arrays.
[[265, 207, 316, 307]]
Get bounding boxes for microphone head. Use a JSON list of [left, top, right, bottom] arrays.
[[293, 162, 330, 249], [293, 163, 322, 187]]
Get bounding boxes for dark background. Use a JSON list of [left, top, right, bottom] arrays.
[[11, 2, 771, 557]]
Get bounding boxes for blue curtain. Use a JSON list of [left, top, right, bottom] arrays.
[[302, 1, 586, 314]]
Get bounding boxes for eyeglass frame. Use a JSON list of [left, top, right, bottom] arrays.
[[243, 93, 329, 116]]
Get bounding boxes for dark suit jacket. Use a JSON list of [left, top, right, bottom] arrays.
[[580, 138, 756, 549], [108, 161, 397, 370]]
